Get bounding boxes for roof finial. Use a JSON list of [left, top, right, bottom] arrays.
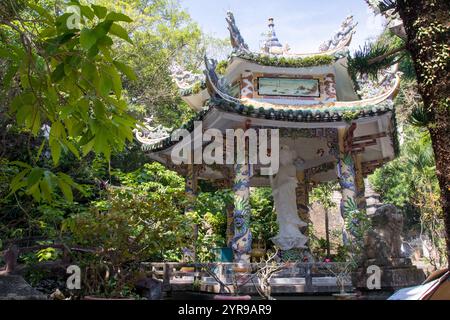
[[263, 17, 283, 54]]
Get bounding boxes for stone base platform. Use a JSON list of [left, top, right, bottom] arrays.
[[353, 260, 426, 292], [198, 276, 352, 295], [0, 275, 47, 300]]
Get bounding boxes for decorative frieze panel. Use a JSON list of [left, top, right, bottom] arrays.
[[250, 73, 337, 103], [279, 128, 339, 158], [240, 71, 254, 99], [323, 74, 337, 102]]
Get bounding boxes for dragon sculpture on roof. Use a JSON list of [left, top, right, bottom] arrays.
[[319, 15, 358, 52], [134, 117, 172, 151], [226, 11, 250, 53]]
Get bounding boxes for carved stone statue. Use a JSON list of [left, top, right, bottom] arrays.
[[0, 246, 19, 275], [271, 145, 308, 251], [363, 204, 404, 266], [226, 11, 250, 53], [354, 204, 426, 290]]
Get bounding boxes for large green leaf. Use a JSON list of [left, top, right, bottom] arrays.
[[113, 60, 137, 80], [57, 179, 73, 202], [80, 28, 97, 50], [49, 139, 62, 165], [108, 23, 132, 44], [27, 168, 44, 189], [105, 12, 133, 23], [28, 3, 55, 25], [92, 5, 107, 19], [98, 73, 113, 96], [9, 169, 31, 194]]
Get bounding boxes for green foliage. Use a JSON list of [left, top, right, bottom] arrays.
[[370, 126, 441, 227], [348, 39, 404, 81], [310, 182, 338, 210], [414, 20, 449, 87], [370, 124, 446, 266], [187, 190, 231, 262], [342, 111, 360, 123], [8, 161, 84, 203], [1, 0, 137, 203], [0, 0, 252, 298], [94, 0, 205, 128], [36, 247, 59, 262], [215, 60, 229, 75], [235, 52, 334, 68], [66, 163, 192, 260], [370, 127, 435, 208], [249, 188, 277, 246], [308, 226, 351, 262], [409, 104, 432, 127]]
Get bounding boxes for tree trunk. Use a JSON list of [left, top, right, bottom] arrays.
[[397, 0, 450, 264]]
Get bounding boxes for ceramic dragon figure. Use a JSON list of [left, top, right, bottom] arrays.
[[231, 164, 253, 263], [134, 116, 171, 151], [226, 11, 250, 53], [319, 15, 358, 52]]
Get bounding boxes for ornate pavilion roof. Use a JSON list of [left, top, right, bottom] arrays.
[[135, 11, 401, 185]]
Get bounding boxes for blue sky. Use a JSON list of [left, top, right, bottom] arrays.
[[180, 0, 385, 54]]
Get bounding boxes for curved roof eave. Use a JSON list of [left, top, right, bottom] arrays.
[[142, 96, 396, 154]]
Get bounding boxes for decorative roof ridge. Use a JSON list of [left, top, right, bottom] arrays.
[[179, 80, 207, 97], [281, 34, 354, 59], [213, 97, 394, 115], [231, 52, 336, 68], [334, 72, 401, 107], [226, 12, 355, 61]]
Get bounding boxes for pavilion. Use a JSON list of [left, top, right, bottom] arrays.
[[135, 12, 400, 263]]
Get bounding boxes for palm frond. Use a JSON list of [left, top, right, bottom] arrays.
[[348, 42, 403, 80], [409, 105, 432, 127]]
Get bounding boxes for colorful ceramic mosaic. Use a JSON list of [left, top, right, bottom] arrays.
[[232, 163, 253, 263], [337, 153, 361, 243]]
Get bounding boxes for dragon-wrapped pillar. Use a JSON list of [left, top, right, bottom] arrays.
[[232, 163, 252, 263], [337, 127, 361, 245]]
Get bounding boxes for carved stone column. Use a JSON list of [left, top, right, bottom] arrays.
[[232, 163, 252, 263]]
